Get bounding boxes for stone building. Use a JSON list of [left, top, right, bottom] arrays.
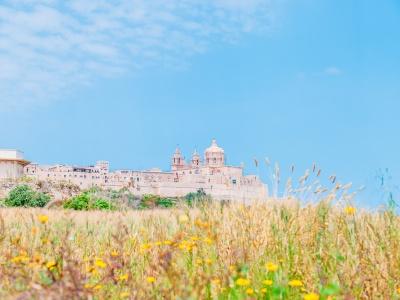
[[0, 149, 30, 180], [21, 139, 267, 201]]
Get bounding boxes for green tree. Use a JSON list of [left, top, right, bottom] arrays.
[[5, 185, 50, 208], [63, 192, 114, 210]]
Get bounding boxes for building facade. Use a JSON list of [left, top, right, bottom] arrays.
[[17, 140, 267, 201], [0, 150, 30, 180]]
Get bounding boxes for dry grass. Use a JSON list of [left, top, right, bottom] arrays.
[[0, 198, 399, 299]]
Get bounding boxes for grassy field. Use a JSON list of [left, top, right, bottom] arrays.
[[0, 199, 399, 299]]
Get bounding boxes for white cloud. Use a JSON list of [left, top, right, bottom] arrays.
[[324, 66, 342, 76], [0, 0, 279, 110]]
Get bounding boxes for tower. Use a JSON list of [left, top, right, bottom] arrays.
[[171, 147, 186, 171], [204, 139, 225, 167], [191, 150, 201, 167]]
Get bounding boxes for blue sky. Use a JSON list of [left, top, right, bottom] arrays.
[[0, 0, 399, 207]]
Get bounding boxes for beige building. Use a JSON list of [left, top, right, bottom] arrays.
[[0, 149, 30, 180], [22, 139, 267, 201]]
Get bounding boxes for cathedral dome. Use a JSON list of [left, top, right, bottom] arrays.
[[205, 139, 224, 153]]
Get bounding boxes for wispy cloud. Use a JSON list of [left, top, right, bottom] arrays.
[[324, 66, 342, 76], [0, 0, 279, 110]]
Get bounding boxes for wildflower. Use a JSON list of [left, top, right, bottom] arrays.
[[205, 258, 212, 265], [38, 215, 49, 224], [155, 241, 162, 246], [120, 292, 130, 298], [95, 259, 107, 269], [118, 273, 129, 282], [146, 276, 156, 283], [288, 280, 303, 287], [110, 250, 119, 257], [265, 262, 278, 272], [203, 237, 213, 245], [304, 293, 320, 300], [93, 284, 102, 290], [164, 240, 172, 246], [397, 287, 400, 294], [46, 260, 57, 270], [140, 243, 152, 251], [263, 279, 273, 286], [236, 278, 250, 286], [345, 206, 356, 215], [31, 226, 38, 235], [84, 283, 92, 289], [11, 255, 29, 264], [178, 214, 189, 224], [211, 278, 221, 285], [246, 288, 254, 295], [261, 288, 267, 294]]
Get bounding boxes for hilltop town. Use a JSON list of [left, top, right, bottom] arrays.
[[0, 139, 267, 202]]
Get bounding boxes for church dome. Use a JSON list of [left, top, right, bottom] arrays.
[[205, 139, 224, 153]]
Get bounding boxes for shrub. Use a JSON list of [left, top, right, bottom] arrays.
[[185, 189, 211, 207], [92, 198, 113, 210], [5, 185, 50, 208], [63, 193, 90, 210], [63, 192, 114, 211], [156, 197, 176, 208], [139, 194, 160, 209], [139, 194, 178, 209]]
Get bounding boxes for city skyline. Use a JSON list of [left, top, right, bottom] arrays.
[[1, 0, 399, 207]]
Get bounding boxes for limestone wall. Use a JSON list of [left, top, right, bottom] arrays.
[[0, 161, 25, 180]]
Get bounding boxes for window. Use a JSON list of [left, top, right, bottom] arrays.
[[232, 179, 237, 184]]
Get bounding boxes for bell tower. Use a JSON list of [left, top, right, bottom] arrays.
[[171, 147, 186, 171], [191, 150, 201, 167]]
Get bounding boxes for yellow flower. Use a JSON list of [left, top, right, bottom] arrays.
[[11, 255, 29, 264], [246, 288, 254, 295], [119, 273, 129, 281], [211, 278, 221, 285], [31, 226, 38, 235], [261, 288, 267, 294], [140, 243, 152, 251], [265, 262, 278, 272], [146, 276, 156, 283], [110, 250, 119, 257], [120, 292, 130, 298], [178, 214, 189, 224], [397, 287, 400, 294], [84, 283, 92, 289], [304, 293, 320, 300], [164, 240, 172, 245], [345, 206, 356, 215], [46, 260, 57, 270], [288, 280, 303, 287], [94, 259, 107, 269], [263, 279, 273, 286], [236, 278, 250, 286], [38, 215, 49, 224], [205, 258, 212, 265], [203, 237, 213, 245], [93, 284, 102, 290]]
